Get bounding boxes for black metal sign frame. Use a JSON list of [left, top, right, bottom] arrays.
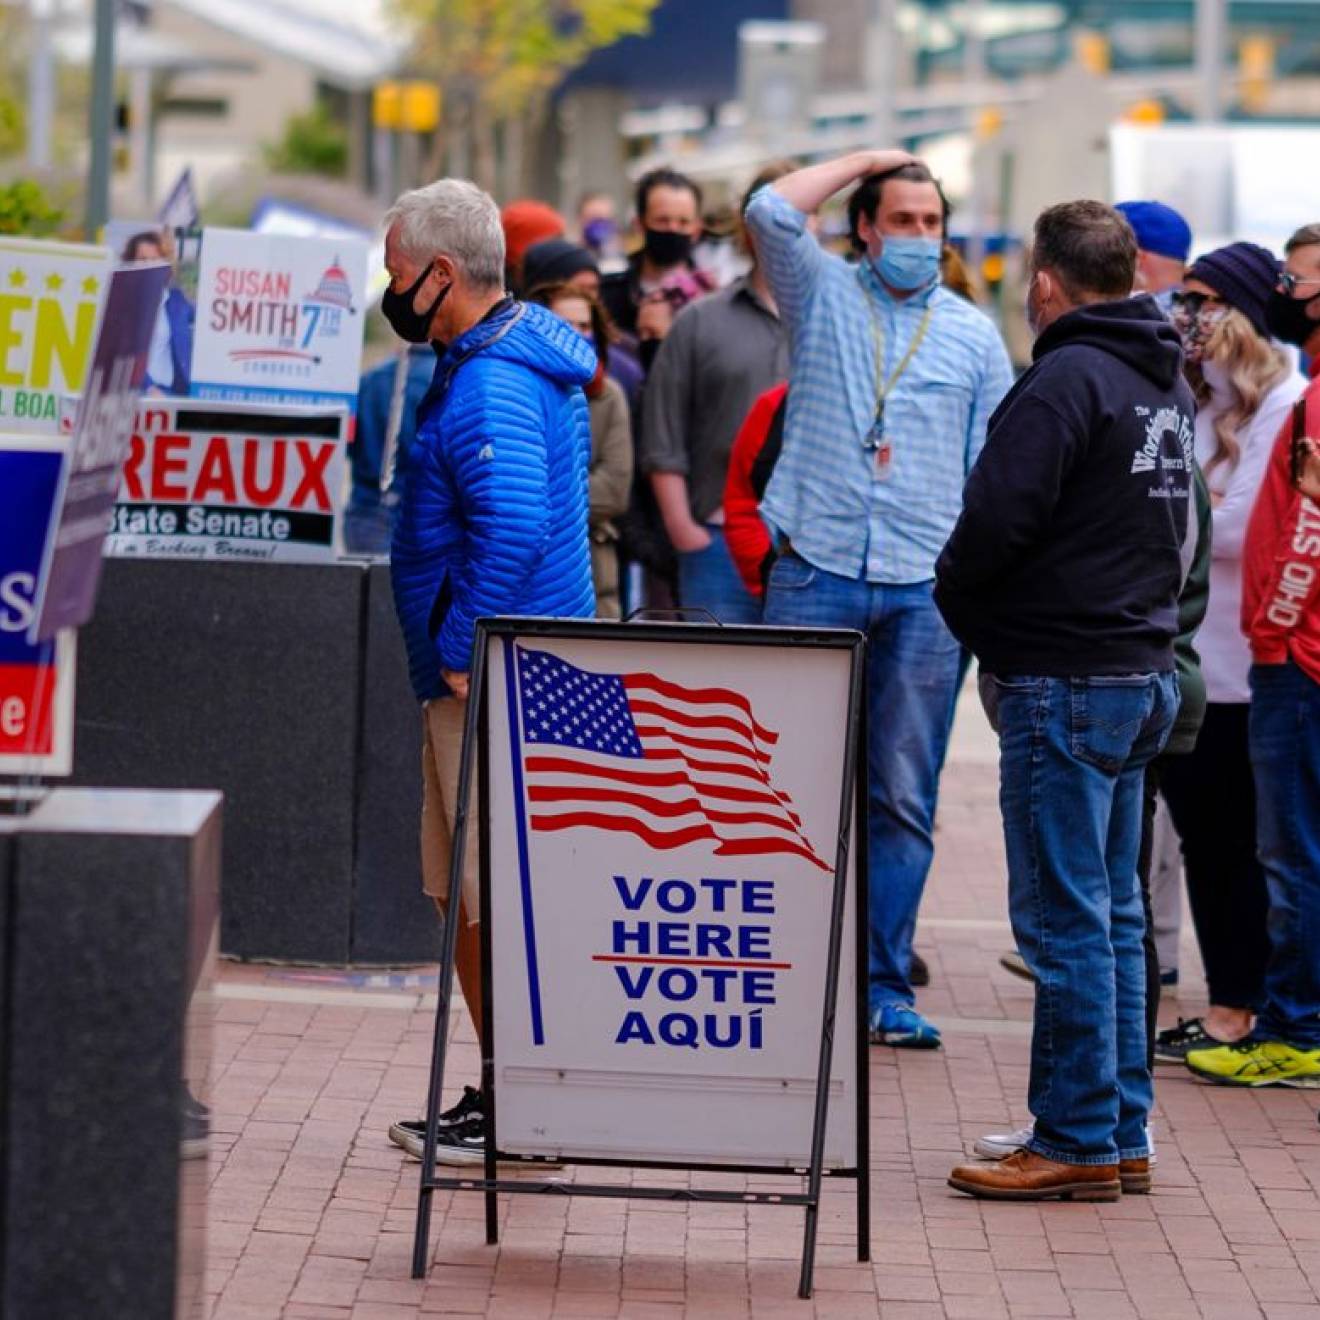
[[411, 618, 870, 1298]]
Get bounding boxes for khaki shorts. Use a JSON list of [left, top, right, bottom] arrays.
[[420, 696, 480, 925]]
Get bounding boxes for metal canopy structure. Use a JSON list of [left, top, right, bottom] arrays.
[[161, 0, 403, 90]]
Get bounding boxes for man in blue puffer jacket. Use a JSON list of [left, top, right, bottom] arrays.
[[382, 179, 596, 1168]]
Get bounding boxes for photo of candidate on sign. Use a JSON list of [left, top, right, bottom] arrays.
[[483, 626, 859, 1171]]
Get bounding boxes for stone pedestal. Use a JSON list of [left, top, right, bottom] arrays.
[[0, 787, 221, 1319], [71, 558, 438, 964]]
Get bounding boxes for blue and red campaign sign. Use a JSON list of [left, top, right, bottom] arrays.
[[0, 440, 73, 773]]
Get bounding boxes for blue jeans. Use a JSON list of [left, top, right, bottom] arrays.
[[994, 671, 1177, 1165], [677, 525, 762, 625], [1249, 662, 1320, 1049], [763, 555, 963, 1010]]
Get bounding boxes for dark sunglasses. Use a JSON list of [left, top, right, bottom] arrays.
[[1169, 290, 1210, 316], [1279, 271, 1320, 297]]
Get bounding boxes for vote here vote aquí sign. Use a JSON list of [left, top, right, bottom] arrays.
[[190, 228, 368, 414], [0, 438, 75, 776], [0, 237, 110, 431], [103, 400, 347, 564], [483, 627, 859, 1170]]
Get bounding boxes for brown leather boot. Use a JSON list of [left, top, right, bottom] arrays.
[[948, 1150, 1121, 1201], [1119, 1157, 1151, 1194]]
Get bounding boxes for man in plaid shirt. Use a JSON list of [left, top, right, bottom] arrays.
[[746, 149, 1013, 1050]]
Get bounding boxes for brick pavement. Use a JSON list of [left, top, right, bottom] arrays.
[[206, 697, 1320, 1319]]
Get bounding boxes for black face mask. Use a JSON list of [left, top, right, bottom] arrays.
[[642, 228, 693, 269], [382, 263, 449, 343], [1265, 288, 1320, 348]]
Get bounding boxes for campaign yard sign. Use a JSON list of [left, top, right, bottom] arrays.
[[484, 629, 859, 1170], [105, 400, 347, 563], [190, 228, 368, 413], [0, 236, 110, 432], [0, 437, 75, 776], [29, 261, 170, 643]]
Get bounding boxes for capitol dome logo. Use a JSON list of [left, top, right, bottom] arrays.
[[305, 258, 356, 314]]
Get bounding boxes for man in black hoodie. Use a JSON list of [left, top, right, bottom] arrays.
[[936, 201, 1193, 1202]]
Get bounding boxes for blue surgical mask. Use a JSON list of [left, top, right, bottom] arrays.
[[873, 236, 942, 291]]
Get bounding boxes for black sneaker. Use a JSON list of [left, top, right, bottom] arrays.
[[388, 1113, 486, 1164], [910, 951, 930, 988], [425, 1117, 486, 1166], [1155, 1017, 1232, 1065], [389, 1085, 483, 1156], [180, 1099, 210, 1161], [180, 1086, 210, 1160]]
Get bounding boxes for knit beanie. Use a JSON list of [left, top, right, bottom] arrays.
[[1185, 241, 1280, 338], [1115, 200, 1192, 263], [500, 200, 566, 280], [522, 238, 599, 295]]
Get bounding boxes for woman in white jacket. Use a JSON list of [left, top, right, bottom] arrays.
[[1156, 242, 1308, 1064]]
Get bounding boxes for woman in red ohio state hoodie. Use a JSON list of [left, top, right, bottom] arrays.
[[1242, 402, 1320, 682], [1194, 357, 1320, 1087]]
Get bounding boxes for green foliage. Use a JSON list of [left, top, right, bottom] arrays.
[[0, 95, 23, 158], [393, 0, 660, 118], [0, 178, 63, 235], [263, 104, 348, 177]]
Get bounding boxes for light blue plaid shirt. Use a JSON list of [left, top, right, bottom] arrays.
[[745, 186, 1014, 584]]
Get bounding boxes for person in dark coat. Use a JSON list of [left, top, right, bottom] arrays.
[[939, 201, 1192, 1202]]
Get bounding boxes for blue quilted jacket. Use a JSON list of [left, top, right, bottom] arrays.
[[391, 300, 597, 701]]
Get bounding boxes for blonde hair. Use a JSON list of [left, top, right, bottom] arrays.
[[1198, 307, 1290, 478]]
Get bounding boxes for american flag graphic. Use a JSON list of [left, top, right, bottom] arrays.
[[514, 646, 830, 871]]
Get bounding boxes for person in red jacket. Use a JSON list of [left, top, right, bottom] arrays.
[[723, 383, 787, 599], [1185, 221, 1320, 1088]]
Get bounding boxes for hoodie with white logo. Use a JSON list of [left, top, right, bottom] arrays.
[[935, 295, 1196, 677]]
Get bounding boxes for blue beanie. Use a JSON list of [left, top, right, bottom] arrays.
[[1185, 241, 1281, 338], [1115, 200, 1192, 263]]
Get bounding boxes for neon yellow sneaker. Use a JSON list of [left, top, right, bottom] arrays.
[[1185, 1038, 1320, 1088]]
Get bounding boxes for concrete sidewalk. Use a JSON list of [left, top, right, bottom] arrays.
[[205, 695, 1320, 1319]]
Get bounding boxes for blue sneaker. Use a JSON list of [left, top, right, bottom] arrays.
[[870, 1003, 942, 1049]]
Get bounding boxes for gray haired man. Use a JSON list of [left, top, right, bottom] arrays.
[[384, 179, 598, 1165]]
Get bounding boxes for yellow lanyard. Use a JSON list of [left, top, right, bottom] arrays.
[[860, 270, 933, 436]]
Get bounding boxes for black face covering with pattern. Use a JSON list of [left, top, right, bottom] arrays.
[[382, 263, 449, 343]]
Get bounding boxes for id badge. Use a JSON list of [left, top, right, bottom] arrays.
[[873, 440, 893, 481]]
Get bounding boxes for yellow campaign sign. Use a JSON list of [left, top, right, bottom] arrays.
[[0, 237, 111, 433]]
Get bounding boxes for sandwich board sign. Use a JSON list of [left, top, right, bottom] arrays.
[[412, 619, 869, 1299]]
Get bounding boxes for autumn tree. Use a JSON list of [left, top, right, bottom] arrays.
[[389, 0, 659, 195]]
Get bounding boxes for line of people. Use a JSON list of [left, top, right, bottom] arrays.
[[372, 158, 1320, 1180]]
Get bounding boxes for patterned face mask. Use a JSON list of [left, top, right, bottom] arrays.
[[1170, 292, 1227, 364]]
